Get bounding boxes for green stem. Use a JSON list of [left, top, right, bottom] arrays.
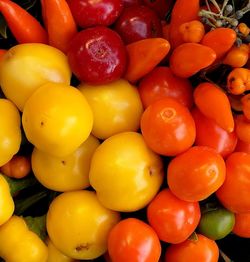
[[23, 215, 47, 241]]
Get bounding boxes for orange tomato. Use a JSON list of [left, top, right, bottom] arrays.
[[234, 139, 250, 154], [223, 44, 249, 68], [179, 20, 205, 43], [241, 94, 250, 120], [233, 213, 250, 238], [227, 68, 250, 95], [235, 114, 250, 143]]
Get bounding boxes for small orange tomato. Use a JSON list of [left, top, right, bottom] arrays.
[[167, 146, 226, 202], [223, 44, 249, 68], [233, 213, 250, 238], [227, 68, 250, 95], [164, 234, 219, 262], [241, 94, 250, 120], [235, 114, 250, 143], [108, 218, 161, 262], [179, 20, 205, 43]]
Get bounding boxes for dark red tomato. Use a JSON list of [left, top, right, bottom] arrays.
[[165, 234, 219, 262], [67, 26, 127, 84], [122, 0, 143, 7], [68, 0, 123, 28], [143, 0, 174, 19], [140, 98, 196, 156], [147, 189, 201, 244], [138, 67, 193, 109], [114, 5, 162, 44], [192, 107, 237, 158], [108, 218, 161, 262]]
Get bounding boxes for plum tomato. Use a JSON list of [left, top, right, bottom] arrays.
[[140, 98, 196, 156], [67, 0, 123, 28], [67, 26, 127, 84], [147, 189, 201, 244], [114, 5, 162, 44]]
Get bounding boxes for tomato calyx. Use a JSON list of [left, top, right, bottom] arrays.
[[188, 232, 199, 242]]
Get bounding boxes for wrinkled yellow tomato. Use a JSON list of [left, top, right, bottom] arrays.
[[46, 190, 120, 260], [0, 216, 48, 262], [32, 135, 100, 191], [89, 132, 164, 212], [0, 43, 71, 111], [22, 83, 93, 157], [0, 99, 21, 166], [0, 175, 14, 225], [78, 79, 143, 140]]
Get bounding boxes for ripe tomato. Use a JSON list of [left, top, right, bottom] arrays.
[[167, 146, 226, 202], [233, 213, 250, 238], [164, 234, 219, 262], [216, 152, 250, 213], [234, 139, 250, 153], [138, 67, 193, 109], [235, 114, 250, 143], [140, 98, 196, 156], [108, 218, 161, 262], [147, 189, 200, 244]]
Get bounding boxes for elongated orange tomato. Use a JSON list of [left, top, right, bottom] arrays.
[[170, 43, 216, 78], [223, 44, 249, 68], [194, 82, 234, 132]]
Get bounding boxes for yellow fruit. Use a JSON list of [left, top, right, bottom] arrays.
[[46, 190, 120, 260], [89, 132, 164, 212], [0, 216, 48, 262], [0, 99, 21, 166], [79, 79, 143, 139], [32, 135, 100, 191], [22, 83, 93, 157], [0, 43, 71, 111]]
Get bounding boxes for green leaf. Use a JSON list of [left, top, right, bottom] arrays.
[[24, 215, 47, 241], [0, 14, 7, 39]]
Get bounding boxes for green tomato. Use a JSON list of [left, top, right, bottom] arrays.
[[198, 208, 235, 240]]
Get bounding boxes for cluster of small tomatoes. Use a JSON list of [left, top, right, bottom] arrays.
[[0, 0, 250, 261]]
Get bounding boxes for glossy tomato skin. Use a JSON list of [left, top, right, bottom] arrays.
[[140, 98, 196, 156], [216, 152, 250, 213], [147, 189, 201, 244], [108, 218, 161, 262], [234, 139, 250, 154], [192, 108, 237, 158], [164, 234, 219, 262], [167, 146, 226, 202], [67, 26, 127, 84], [233, 213, 250, 238], [138, 67, 193, 109], [114, 5, 162, 44], [68, 0, 123, 28]]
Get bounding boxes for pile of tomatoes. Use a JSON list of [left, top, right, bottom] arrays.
[[0, 0, 250, 261]]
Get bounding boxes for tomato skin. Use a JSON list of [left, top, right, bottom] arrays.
[[138, 67, 193, 109], [167, 146, 226, 202], [140, 98, 196, 156], [235, 114, 250, 143], [164, 234, 219, 262], [233, 213, 250, 238], [216, 152, 250, 213], [234, 139, 250, 154], [147, 189, 200, 244], [108, 218, 161, 262], [192, 108, 237, 158]]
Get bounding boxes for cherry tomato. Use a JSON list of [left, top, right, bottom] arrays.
[[216, 152, 250, 213], [108, 218, 161, 262], [140, 98, 196, 156], [164, 234, 219, 262], [138, 67, 193, 109], [147, 189, 201, 244], [233, 213, 250, 238], [167, 146, 226, 202]]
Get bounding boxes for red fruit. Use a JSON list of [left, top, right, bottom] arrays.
[[122, 0, 142, 7], [67, 26, 127, 84], [68, 0, 123, 28], [114, 5, 162, 44], [143, 0, 174, 19]]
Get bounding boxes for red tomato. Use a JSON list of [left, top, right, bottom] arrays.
[[235, 114, 250, 143], [234, 139, 250, 154], [164, 234, 219, 262], [216, 152, 250, 213], [140, 98, 196, 156], [192, 108, 237, 158], [138, 67, 193, 109], [167, 146, 226, 202], [233, 213, 250, 238], [147, 189, 201, 244], [108, 218, 161, 262]]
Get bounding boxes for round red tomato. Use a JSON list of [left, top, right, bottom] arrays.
[[138, 67, 193, 109], [108, 218, 161, 262], [140, 98, 196, 156], [164, 234, 219, 262], [147, 189, 200, 244], [216, 152, 250, 213], [167, 146, 226, 202], [233, 213, 250, 238]]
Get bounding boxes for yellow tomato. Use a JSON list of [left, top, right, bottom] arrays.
[[0, 216, 48, 262], [22, 83, 93, 157], [0, 175, 14, 225], [47, 238, 79, 262], [46, 190, 120, 260], [89, 132, 164, 212], [32, 135, 100, 191], [0, 43, 71, 111], [78, 79, 143, 139], [0, 99, 21, 166]]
